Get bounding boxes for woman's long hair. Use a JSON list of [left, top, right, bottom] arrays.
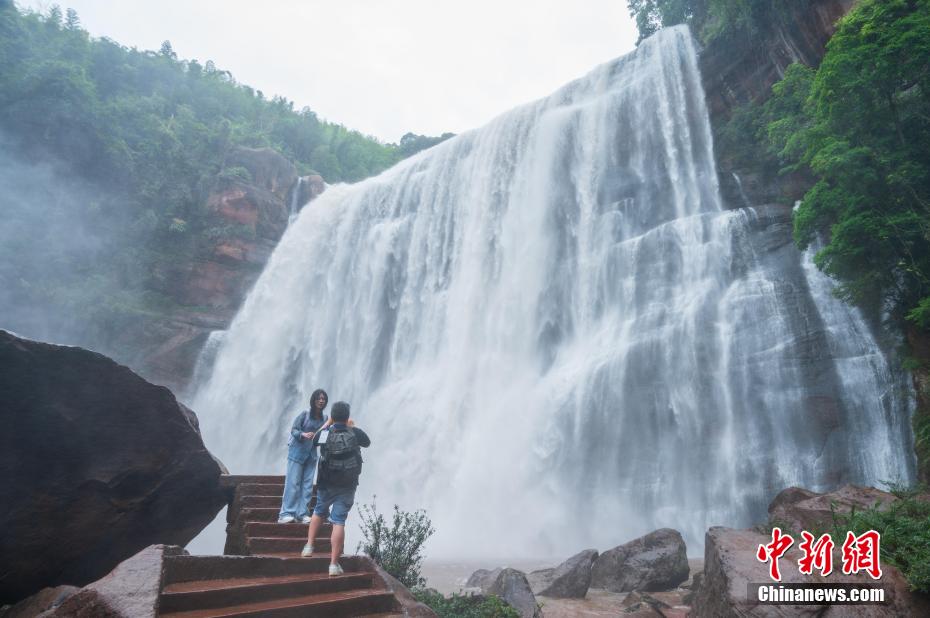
[[309, 388, 328, 420]]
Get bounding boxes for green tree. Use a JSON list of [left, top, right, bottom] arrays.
[[761, 0, 930, 324]]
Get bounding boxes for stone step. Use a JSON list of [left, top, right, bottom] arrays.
[[233, 507, 279, 523], [239, 496, 283, 509], [245, 521, 331, 539], [159, 588, 398, 617], [220, 475, 285, 489], [164, 556, 370, 585], [247, 537, 331, 555], [237, 483, 285, 497], [159, 571, 374, 614]]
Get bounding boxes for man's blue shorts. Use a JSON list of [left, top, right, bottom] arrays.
[[313, 485, 356, 525]]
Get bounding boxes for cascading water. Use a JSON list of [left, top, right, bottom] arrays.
[[289, 177, 304, 223], [192, 26, 915, 559]]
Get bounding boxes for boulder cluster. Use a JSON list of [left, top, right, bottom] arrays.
[[462, 486, 930, 617], [464, 528, 690, 617]]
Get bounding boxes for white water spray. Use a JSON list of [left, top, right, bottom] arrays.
[[193, 27, 914, 559]]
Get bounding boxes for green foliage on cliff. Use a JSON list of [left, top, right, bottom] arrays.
[[626, 0, 804, 44], [831, 486, 930, 593], [761, 0, 930, 326], [0, 3, 453, 357]]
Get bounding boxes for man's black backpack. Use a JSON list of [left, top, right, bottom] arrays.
[[319, 428, 362, 486]]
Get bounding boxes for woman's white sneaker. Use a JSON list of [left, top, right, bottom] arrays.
[[328, 563, 344, 576], [301, 543, 314, 557]]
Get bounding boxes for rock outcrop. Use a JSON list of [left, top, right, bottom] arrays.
[[485, 568, 541, 618], [698, 0, 856, 208], [590, 528, 689, 593], [768, 484, 900, 534], [528, 549, 599, 598], [0, 331, 227, 603], [691, 526, 930, 617], [465, 567, 502, 590], [46, 545, 183, 617], [467, 567, 540, 618], [123, 147, 325, 392]]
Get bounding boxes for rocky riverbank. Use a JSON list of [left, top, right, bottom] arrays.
[[435, 485, 929, 617]]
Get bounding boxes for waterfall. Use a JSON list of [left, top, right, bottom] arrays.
[[289, 177, 303, 222], [192, 26, 914, 559]]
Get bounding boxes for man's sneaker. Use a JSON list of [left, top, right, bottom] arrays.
[[328, 563, 344, 576], [301, 543, 314, 557], [278, 515, 295, 524], [300, 515, 312, 524]]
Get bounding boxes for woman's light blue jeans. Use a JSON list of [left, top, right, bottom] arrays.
[[279, 453, 317, 519]]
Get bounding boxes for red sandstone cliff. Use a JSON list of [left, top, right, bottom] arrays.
[[121, 147, 325, 393]]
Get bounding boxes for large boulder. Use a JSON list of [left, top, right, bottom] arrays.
[[528, 549, 598, 598], [10, 545, 185, 618], [477, 568, 541, 618], [465, 567, 502, 590], [590, 528, 689, 592], [768, 484, 899, 534], [224, 146, 297, 203], [691, 526, 930, 617], [0, 331, 227, 603]]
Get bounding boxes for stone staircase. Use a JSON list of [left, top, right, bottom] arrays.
[[157, 475, 412, 617]]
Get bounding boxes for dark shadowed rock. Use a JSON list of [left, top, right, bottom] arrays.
[[3, 585, 79, 618], [466, 567, 502, 590], [768, 484, 898, 534], [692, 526, 930, 617], [485, 568, 541, 618], [529, 549, 599, 598], [590, 528, 689, 592], [0, 331, 227, 603]]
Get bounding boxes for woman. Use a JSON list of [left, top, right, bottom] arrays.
[[279, 389, 329, 523]]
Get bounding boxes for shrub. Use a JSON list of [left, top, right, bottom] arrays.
[[831, 485, 930, 593], [356, 497, 435, 589], [412, 589, 520, 618]]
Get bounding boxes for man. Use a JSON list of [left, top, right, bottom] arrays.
[[301, 401, 370, 576]]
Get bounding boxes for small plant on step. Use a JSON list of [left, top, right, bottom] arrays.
[[356, 496, 435, 589]]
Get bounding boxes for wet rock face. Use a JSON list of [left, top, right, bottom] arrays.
[[700, 0, 856, 209], [0, 331, 227, 603], [126, 147, 302, 392], [699, 0, 856, 127], [590, 528, 689, 593], [768, 485, 899, 534], [692, 526, 930, 617]]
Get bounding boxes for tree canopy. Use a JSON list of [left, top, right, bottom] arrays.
[[763, 0, 930, 326]]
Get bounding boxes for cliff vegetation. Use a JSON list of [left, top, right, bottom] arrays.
[[0, 2, 450, 367]]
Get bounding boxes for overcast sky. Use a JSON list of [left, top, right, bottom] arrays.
[[18, 1, 638, 143]]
